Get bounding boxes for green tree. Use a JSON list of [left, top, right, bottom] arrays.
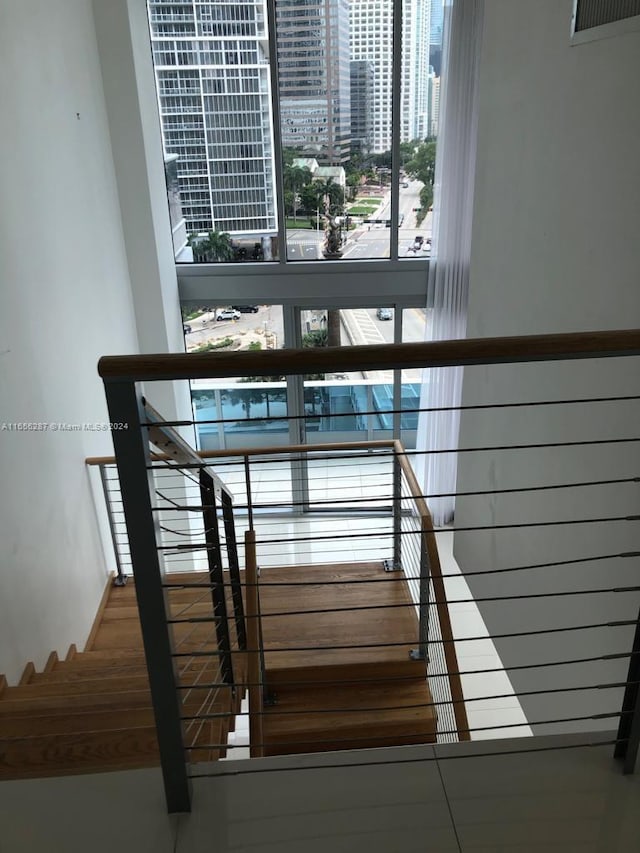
[[282, 146, 306, 167], [283, 164, 313, 222], [399, 141, 418, 167], [313, 178, 345, 216], [405, 140, 437, 187], [228, 387, 268, 421], [188, 230, 234, 263]]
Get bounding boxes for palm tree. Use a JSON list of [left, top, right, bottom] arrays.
[[283, 164, 312, 223], [188, 230, 234, 263], [204, 230, 234, 262], [313, 178, 345, 217]]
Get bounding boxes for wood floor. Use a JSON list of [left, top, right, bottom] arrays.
[[0, 560, 438, 778]]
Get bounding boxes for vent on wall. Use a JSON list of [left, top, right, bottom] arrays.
[[574, 0, 640, 31]]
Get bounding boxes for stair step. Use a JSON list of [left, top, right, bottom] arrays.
[[33, 656, 222, 684], [18, 662, 35, 686], [0, 690, 155, 718], [72, 649, 146, 662], [2, 675, 152, 701], [0, 686, 234, 739], [259, 562, 425, 681], [31, 663, 149, 683], [262, 678, 437, 756], [265, 660, 425, 692], [0, 707, 158, 738], [0, 727, 163, 779]]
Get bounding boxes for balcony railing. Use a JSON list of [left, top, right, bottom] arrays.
[[96, 329, 640, 813]]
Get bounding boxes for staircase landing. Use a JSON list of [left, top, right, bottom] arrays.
[[257, 560, 437, 756]]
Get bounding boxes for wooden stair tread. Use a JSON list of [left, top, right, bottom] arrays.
[[262, 678, 437, 755], [2, 675, 152, 700], [0, 708, 159, 738], [0, 690, 155, 717], [31, 663, 150, 683], [0, 728, 163, 778], [259, 562, 424, 677], [0, 719, 227, 779]]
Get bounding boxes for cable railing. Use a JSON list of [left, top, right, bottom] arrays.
[[96, 329, 640, 813]]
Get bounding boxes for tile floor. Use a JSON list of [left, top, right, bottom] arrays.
[[4, 735, 638, 852]]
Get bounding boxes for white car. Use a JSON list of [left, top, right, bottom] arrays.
[[216, 308, 241, 321]]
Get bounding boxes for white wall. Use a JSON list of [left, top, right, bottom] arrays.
[[454, 0, 640, 733], [0, 0, 139, 682]]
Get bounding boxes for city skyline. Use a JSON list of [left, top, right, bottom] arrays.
[[148, 0, 441, 240]]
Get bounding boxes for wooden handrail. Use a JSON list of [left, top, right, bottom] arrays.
[[245, 529, 264, 758], [86, 438, 396, 467], [98, 329, 640, 382], [394, 440, 471, 742]]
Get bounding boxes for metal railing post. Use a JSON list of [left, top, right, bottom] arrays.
[[221, 489, 247, 650], [387, 452, 403, 571], [614, 608, 640, 773], [199, 469, 234, 685], [98, 463, 127, 586], [243, 453, 254, 529], [411, 518, 431, 662], [103, 379, 191, 814]]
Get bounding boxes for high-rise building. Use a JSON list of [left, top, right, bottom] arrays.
[[402, 0, 431, 142], [350, 60, 373, 153], [350, 0, 431, 152], [147, 0, 277, 238], [276, 0, 351, 164], [429, 0, 444, 76], [429, 72, 440, 138], [349, 0, 393, 153], [430, 0, 444, 45]]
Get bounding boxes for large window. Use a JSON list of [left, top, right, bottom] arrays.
[[152, 0, 446, 460], [147, 0, 443, 266]]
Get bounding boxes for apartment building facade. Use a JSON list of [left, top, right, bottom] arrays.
[[276, 0, 352, 163], [147, 0, 277, 237]]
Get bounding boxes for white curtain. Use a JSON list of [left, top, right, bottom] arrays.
[[415, 0, 484, 525]]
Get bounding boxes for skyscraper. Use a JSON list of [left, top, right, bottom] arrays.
[[350, 60, 374, 153], [276, 0, 352, 164], [350, 0, 431, 152], [147, 0, 277, 238], [402, 0, 431, 142], [349, 0, 393, 153]]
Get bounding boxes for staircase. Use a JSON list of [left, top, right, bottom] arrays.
[[255, 561, 438, 756], [0, 575, 246, 780]]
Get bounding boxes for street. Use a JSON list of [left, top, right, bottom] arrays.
[[286, 179, 433, 261], [185, 183, 431, 379], [185, 303, 426, 384]]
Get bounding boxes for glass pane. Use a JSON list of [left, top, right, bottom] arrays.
[[401, 307, 427, 448], [277, 0, 392, 261], [397, 0, 441, 258], [192, 384, 289, 450], [148, 0, 278, 263], [182, 304, 284, 352]]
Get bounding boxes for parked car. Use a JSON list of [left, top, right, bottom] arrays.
[[401, 181, 409, 188], [183, 324, 192, 334], [414, 235, 424, 246], [376, 307, 393, 321], [216, 308, 241, 321], [232, 305, 259, 313]]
